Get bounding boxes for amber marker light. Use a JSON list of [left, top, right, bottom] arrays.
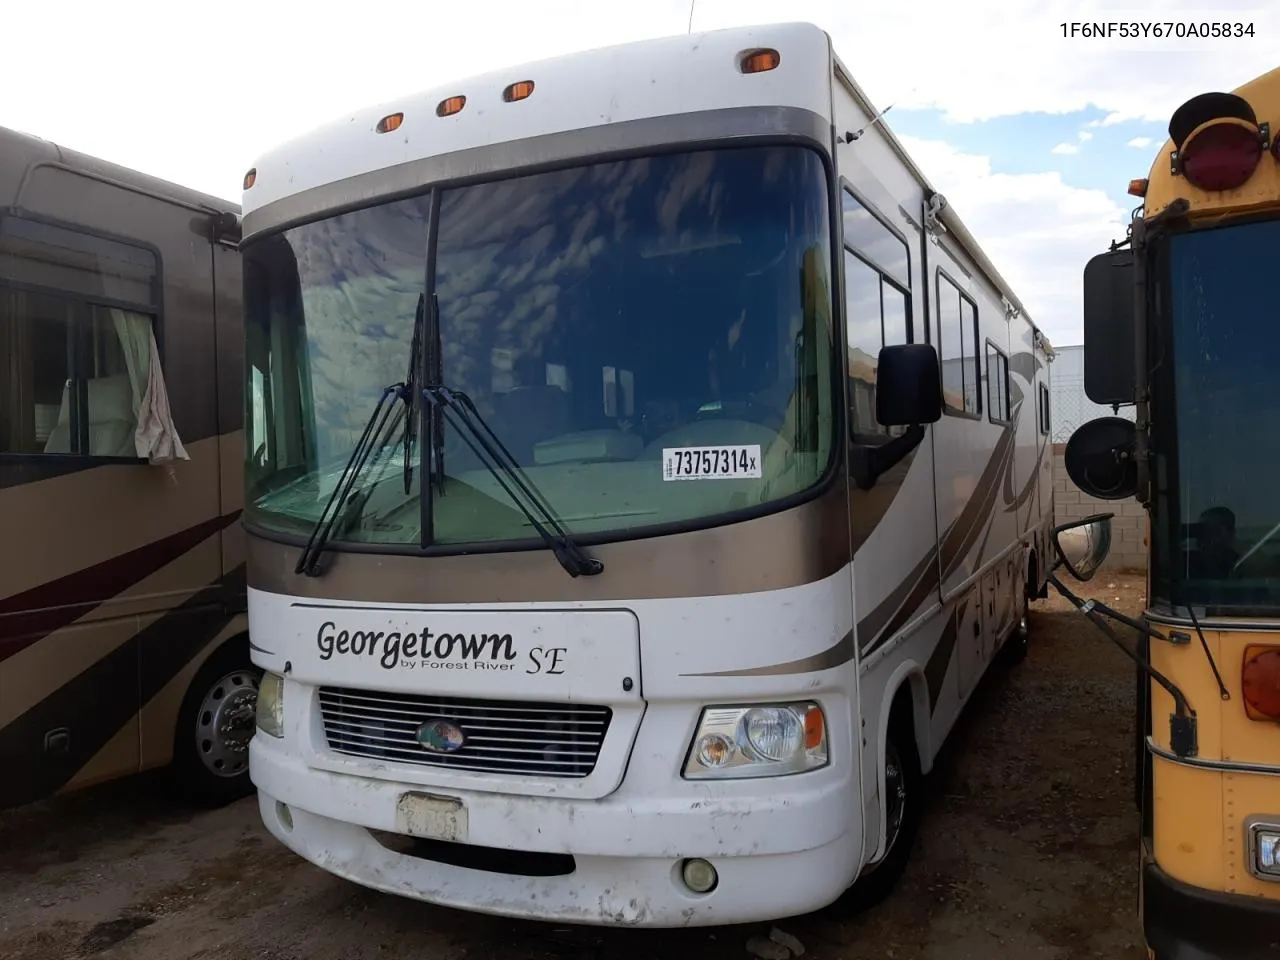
[[437, 95, 467, 117], [740, 48, 781, 73]]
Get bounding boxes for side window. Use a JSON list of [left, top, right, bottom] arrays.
[[840, 189, 911, 442], [1038, 382, 1051, 435], [0, 216, 160, 458], [985, 342, 1010, 423], [936, 271, 981, 416]]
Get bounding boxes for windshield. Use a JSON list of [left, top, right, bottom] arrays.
[[1151, 218, 1280, 615], [243, 144, 836, 550]]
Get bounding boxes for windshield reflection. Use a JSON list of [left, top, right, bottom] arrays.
[[1154, 218, 1280, 614], [244, 144, 837, 550]]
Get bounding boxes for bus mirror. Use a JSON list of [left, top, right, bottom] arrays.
[[1064, 416, 1138, 500], [876, 343, 942, 427], [1052, 513, 1114, 582], [1082, 249, 1136, 405]]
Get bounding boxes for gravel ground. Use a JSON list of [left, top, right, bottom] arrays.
[[0, 573, 1148, 960]]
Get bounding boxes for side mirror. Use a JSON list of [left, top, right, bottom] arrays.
[[1082, 249, 1137, 405], [1053, 512, 1114, 582], [1063, 416, 1138, 500], [876, 343, 942, 427]]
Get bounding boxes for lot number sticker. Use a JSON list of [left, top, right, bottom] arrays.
[[662, 444, 762, 481]]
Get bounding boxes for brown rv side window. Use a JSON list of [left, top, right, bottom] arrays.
[[0, 217, 160, 458]]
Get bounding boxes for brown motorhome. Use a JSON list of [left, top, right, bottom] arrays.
[[0, 124, 257, 809]]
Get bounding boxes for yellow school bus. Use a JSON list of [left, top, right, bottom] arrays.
[[1055, 66, 1280, 958]]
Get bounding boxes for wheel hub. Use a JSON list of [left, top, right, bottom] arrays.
[[196, 670, 260, 778]]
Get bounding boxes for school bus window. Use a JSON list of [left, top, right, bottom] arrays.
[[0, 217, 163, 459]]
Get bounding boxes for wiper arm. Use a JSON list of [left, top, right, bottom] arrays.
[[421, 385, 603, 578], [402, 294, 425, 495], [295, 382, 407, 577]]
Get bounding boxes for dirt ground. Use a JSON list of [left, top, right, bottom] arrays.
[[0, 573, 1149, 960]]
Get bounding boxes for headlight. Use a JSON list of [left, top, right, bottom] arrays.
[[255, 671, 285, 738], [683, 702, 828, 780]]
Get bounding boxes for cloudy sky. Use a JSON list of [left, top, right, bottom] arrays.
[[3, 0, 1275, 347]]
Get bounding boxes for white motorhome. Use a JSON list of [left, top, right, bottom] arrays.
[[242, 21, 1055, 927]]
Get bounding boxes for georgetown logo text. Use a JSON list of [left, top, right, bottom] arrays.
[[315, 621, 566, 675]]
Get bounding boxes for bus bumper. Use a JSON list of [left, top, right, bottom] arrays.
[[250, 735, 861, 927], [1143, 857, 1280, 959]]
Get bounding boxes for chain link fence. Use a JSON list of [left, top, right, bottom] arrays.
[[1048, 347, 1135, 444]]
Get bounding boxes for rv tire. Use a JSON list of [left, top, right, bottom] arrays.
[[168, 639, 262, 808], [837, 709, 922, 914]]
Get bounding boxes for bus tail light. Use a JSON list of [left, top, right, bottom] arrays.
[[1168, 91, 1267, 191], [1241, 645, 1280, 721], [1180, 121, 1263, 191]]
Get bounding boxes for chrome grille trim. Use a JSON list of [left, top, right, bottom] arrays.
[[317, 686, 612, 778]]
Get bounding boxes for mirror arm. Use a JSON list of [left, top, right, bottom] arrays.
[[849, 424, 925, 491], [1048, 572, 1198, 758]]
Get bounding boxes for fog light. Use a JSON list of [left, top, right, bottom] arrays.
[[1251, 823, 1280, 881], [681, 858, 718, 894]]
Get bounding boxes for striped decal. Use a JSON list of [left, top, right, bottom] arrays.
[[0, 566, 245, 810], [0, 511, 242, 661]]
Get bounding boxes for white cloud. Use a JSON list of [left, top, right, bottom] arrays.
[[1128, 136, 1156, 148], [2, 0, 1275, 203], [1051, 142, 1080, 155], [898, 136, 1128, 348], [1078, 130, 1094, 142]]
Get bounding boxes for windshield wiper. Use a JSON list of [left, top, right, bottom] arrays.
[[421, 384, 604, 578], [295, 382, 408, 577], [402, 294, 425, 495]]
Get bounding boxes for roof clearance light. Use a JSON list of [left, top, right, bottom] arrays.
[[243, 168, 257, 190], [1128, 178, 1148, 197], [437, 95, 466, 117], [1181, 120, 1263, 191], [503, 80, 535, 102], [739, 48, 781, 74], [376, 112, 404, 134], [1242, 645, 1280, 722]]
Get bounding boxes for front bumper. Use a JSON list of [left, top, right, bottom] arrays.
[[251, 734, 860, 927], [1144, 856, 1280, 959]]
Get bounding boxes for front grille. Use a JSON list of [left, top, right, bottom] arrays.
[[317, 686, 612, 778]]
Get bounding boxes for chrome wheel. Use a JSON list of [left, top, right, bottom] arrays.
[[194, 669, 259, 778]]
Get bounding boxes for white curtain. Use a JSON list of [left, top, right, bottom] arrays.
[[110, 308, 189, 463]]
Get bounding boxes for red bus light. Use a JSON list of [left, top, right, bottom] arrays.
[[1180, 121, 1263, 191], [1242, 645, 1280, 721]]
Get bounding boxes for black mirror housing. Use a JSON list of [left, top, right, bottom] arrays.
[[1052, 512, 1115, 582], [876, 343, 942, 427], [1082, 250, 1137, 405]]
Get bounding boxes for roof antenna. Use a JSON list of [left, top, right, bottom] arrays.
[[842, 103, 895, 144], [687, 0, 696, 33]]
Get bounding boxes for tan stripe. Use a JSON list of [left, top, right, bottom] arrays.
[[58, 716, 140, 796], [0, 537, 222, 726], [0, 434, 224, 600]]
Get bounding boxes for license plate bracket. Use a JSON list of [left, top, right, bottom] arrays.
[[395, 791, 468, 842]]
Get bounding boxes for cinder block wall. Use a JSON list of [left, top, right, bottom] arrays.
[[1051, 444, 1148, 572]]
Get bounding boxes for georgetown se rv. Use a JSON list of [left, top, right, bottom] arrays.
[[242, 21, 1057, 926], [0, 124, 258, 810]]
